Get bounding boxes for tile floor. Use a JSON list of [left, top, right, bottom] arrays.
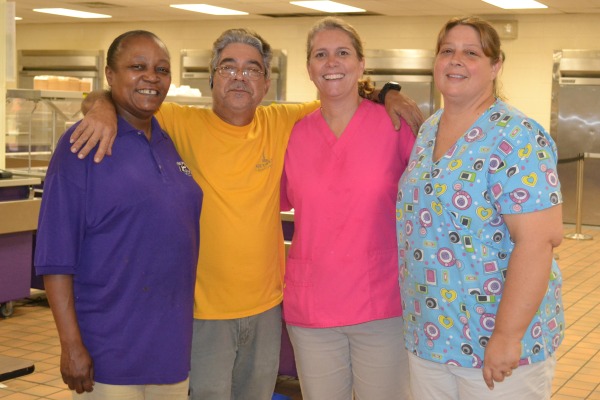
[[0, 224, 599, 400]]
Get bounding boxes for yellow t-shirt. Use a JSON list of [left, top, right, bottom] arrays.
[[155, 101, 318, 319]]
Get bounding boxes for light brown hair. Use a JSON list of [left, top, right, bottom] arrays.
[[436, 16, 506, 99]]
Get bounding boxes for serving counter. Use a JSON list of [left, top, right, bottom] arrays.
[[0, 177, 41, 317]]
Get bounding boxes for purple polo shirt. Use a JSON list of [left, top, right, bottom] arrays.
[[35, 116, 202, 385]]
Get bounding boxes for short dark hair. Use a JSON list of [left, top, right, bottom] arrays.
[[106, 30, 169, 69]]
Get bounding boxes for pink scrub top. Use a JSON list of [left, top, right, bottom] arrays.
[[281, 100, 415, 328]]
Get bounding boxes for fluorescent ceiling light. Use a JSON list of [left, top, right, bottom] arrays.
[[290, 1, 365, 13], [15, 17, 22, 20], [170, 4, 248, 15], [482, 0, 547, 9], [33, 8, 112, 18]]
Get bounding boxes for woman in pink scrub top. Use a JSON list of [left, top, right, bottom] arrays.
[[280, 17, 416, 400]]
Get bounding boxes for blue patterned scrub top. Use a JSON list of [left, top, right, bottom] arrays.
[[397, 99, 565, 368]]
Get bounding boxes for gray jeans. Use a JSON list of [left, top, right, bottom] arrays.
[[189, 305, 282, 400]]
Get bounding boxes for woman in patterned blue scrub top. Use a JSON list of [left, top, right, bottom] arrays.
[[396, 16, 564, 400]]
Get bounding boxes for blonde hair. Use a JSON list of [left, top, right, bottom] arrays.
[[306, 17, 375, 97]]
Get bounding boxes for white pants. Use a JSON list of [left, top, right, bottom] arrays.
[[287, 317, 411, 400], [408, 352, 556, 400], [73, 378, 189, 400]]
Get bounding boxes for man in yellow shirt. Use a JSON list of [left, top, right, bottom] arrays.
[[73, 28, 422, 400]]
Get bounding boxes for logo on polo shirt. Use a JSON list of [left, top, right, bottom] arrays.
[[256, 152, 272, 171], [177, 161, 192, 176]]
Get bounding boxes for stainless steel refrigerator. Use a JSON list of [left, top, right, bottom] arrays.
[[363, 49, 440, 119], [550, 50, 600, 225]]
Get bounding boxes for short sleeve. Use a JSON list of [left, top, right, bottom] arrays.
[[280, 101, 320, 123], [34, 126, 88, 275], [490, 119, 562, 215]]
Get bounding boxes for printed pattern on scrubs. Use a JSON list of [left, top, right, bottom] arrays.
[[396, 99, 565, 368]]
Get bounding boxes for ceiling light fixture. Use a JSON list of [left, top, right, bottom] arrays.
[[15, 17, 22, 21], [170, 4, 248, 15], [33, 8, 112, 18], [482, 0, 547, 9], [290, 1, 365, 13]]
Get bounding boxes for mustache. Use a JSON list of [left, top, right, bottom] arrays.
[[227, 82, 252, 93]]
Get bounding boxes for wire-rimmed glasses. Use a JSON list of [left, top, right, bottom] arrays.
[[215, 65, 266, 81]]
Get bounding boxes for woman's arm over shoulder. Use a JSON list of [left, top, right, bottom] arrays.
[[382, 90, 424, 135]]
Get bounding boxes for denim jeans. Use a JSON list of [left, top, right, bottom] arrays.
[[189, 305, 282, 400]]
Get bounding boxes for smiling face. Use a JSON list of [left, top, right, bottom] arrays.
[[105, 35, 171, 126], [307, 28, 365, 102], [434, 24, 501, 103], [211, 42, 270, 125]]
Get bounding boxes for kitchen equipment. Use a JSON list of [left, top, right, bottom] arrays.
[[18, 50, 104, 91], [363, 49, 440, 118], [5, 89, 84, 175], [550, 49, 600, 225]]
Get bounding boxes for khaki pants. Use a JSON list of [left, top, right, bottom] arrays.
[[73, 378, 189, 400], [408, 352, 556, 400], [287, 317, 411, 400]]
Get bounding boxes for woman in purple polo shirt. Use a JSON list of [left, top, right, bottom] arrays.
[[34, 31, 202, 399]]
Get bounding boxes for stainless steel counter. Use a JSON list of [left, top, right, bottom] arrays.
[[0, 176, 41, 188]]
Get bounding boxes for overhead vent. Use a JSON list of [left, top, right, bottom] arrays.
[[259, 11, 381, 18], [69, 2, 125, 8]]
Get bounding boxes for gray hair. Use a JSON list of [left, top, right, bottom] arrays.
[[209, 28, 272, 80]]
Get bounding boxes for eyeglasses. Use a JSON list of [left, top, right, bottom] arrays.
[[215, 65, 266, 81]]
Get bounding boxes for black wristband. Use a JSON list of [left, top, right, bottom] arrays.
[[378, 81, 402, 104]]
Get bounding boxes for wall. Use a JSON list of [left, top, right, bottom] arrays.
[[14, 13, 600, 130]]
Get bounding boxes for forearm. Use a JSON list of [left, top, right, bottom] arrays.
[[481, 206, 562, 388], [72, 90, 118, 162], [81, 90, 114, 115], [377, 87, 424, 134], [44, 275, 85, 348], [44, 275, 95, 393], [493, 240, 555, 340]]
